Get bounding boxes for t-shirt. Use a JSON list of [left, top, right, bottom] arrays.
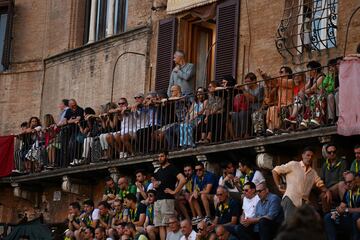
[[215, 198, 240, 224], [118, 185, 137, 200], [146, 204, 154, 225], [193, 171, 218, 194], [64, 106, 84, 121], [180, 230, 197, 240], [342, 188, 360, 208], [166, 231, 183, 240], [104, 186, 120, 195], [154, 164, 181, 200], [350, 160, 360, 175], [129, 203, 147, 223], [242, 195, 260, 218]]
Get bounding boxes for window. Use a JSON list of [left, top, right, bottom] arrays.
[[276, 0, 338, 58], [84, 0, 128, 44], [0, 0, 13, 71]]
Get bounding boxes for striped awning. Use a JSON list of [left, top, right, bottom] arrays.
[[166, 0, 217, 14]]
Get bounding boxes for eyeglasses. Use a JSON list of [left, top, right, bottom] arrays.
[[327, 151, 336, 154], [118, 102, 126, 105], [345, 180, 353, 185], [256, 188, 265, 193], [195, 168, 203, 172]]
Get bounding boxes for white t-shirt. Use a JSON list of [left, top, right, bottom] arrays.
[[166, 230, 183, 240], [91, 208, 100, 221], [180, 230, 196, 240], [242, 195, 260, 218]]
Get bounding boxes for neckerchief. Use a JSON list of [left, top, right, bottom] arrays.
[[240, 170, 254, 187], [147, 204, 154, 225], [218, 200, 230, 217], [115, 211, 123, 220], [326, 159, 341, 171], [355, 160, 359, 174], [348, 188, 360, 208], [129, 206, 138, 222]]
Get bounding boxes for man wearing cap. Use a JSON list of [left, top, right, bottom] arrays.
[[167, 50, 195, 98]]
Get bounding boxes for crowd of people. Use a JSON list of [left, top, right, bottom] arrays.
[[15, 50, 343, 173], [61, 145, 360, 240]]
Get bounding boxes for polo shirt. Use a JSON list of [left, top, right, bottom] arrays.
[[215, 198, 240, 224], [193, 171, 218, 194]]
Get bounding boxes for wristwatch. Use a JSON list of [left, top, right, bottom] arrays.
[[345, 208, 349, 213]]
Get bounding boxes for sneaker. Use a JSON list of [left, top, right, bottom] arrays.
[[310, 119, 320, 127], [284, 116, 296, 124], [191, 216, 203, 225], [266, 129, 274, 135], [204, 216, 212, 225], [69, 159, 79, 166], [119, 152, 127, 159], [300, 120, 308, 129]]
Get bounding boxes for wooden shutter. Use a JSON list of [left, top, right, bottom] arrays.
[[214, 0, 239, 82], [155, 18, 177, 93], [83, 0, 91, 44], [1, 0, 14, 70]]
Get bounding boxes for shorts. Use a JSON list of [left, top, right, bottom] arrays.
[[154, 199, 175, 227]]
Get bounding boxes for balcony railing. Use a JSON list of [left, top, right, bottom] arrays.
[[12, 64, 340, 174]]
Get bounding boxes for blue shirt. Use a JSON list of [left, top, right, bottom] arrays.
[[193, 171, 218, 194], [254, 193, 283, 231], [215, 198, 240, 224]]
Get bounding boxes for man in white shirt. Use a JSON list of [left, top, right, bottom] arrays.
[[242, 182, 260, 220], [180, 219, 196, 240], [166, 217, 183, 240]]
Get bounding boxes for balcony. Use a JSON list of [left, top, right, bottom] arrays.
[[0, 62, 347, 184]]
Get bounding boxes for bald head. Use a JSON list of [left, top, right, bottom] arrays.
[[180, 219, 192, 236]]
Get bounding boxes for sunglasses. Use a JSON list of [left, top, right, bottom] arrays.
[[327, 151, 336, 154], [195, 168, 203, 172], [243, 189, 251, 192], [256, 189, 265, 193], [118, 102, 126, 105]]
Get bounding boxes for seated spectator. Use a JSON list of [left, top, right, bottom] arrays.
[[166, 217, 183, 240], [135, 169, 150, 201], [324, 171, 360, 240], [214, 225, 232, 240], [113, 97, 137, 158], [99, 102, 119, 160], [24, 116, 42, 173], [283, 72, 306, 127], [264, 66, 294, 135], [180, 219, 196, 240], [190, 162, 218, 224], [145, 189, 158, 240], [179, 87, 207, 147], [95, 227, 106, 240], [67, 202, 81, 234], [242, 182, 260, 221], [83, 226, 95, 240], [124, 193, 146, 230], [43, 113, 60, 169], [123, 222, 148, 240], [98, 201, 112, 229], [301, 61, 326, 128], [321, 143, 348, 210], [218, 161, 242, 202], [76, 107, 101, 165], [209, 186, 239, 231], [322, 59, 338, 124], [350, 144, 360, 175], [176, 164, 195, 220], [111, 199, 128, 227], [198, 81, 225, 144], [117, 176, 137, 201], [234, 158, 265, 192], [103, 176, 120, 204], [226, 182, 283, 240], [276, 205, 325, 240], [233, 72, 264, 138], [79, 199, 100, 229], [196, 220, 212, 240], [272, 147, 331, 220]]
